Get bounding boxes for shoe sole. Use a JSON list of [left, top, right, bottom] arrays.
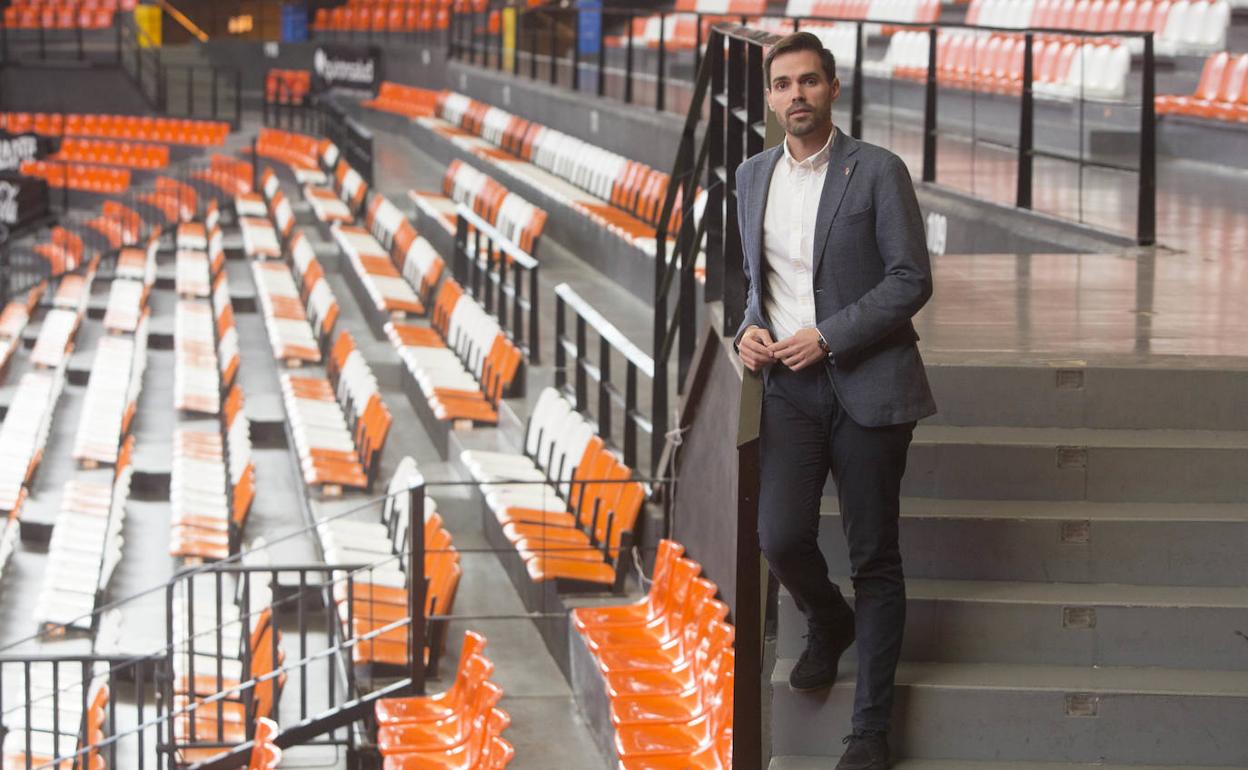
[[788, 675, 838, 692]]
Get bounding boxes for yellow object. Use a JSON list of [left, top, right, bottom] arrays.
[[502, 8, 516, 74], [134, 4, 162, 47]]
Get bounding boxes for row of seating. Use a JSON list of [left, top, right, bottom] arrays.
[[72, 320, 147, 467], [385, 277, 523, 427], [171, 570, 280, 763], [460, 387, 646, 589], [408, 158, 547, 256], [255, 127, 328, 182], [311, 0, 456, 33], [290, 233, 344, 346], [35, 438, 133, 632], [571, 540, 735, 767], [31, 260, 93, 369], [0, 369, 66, 512], [86, 200, 144, 249], [0, 112, 229, 145], [0, 496, 21, 583], [362, 81, 442, 119], [265, 68, 312, 105], [373, 630, 515, 767], [253, 260, 324, 365], [170, 385, 256, 562], [966, 0, 1229, 55], [335, 223, 427, 320], [280, 330, 392, 496], [320, 457, 463, 676], [192, 154, 255, 198], [1157, 52, 1248, 121], [877, 30, 1131, 101], [102, 263, 152, 334], [52, 137, 170, 169], [33, 226, 86, 277], [19, 160, 131, 193], [1, 3, 117, 30], [0, 285, 43, 383], [174, 298, 222, 414], [428, 91, 702, 258], [1, 674, 109, 770]]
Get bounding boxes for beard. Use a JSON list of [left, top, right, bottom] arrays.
[[780, 110, 825, 138]]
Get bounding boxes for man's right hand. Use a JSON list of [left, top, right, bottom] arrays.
[[739, 325, 775, 372]]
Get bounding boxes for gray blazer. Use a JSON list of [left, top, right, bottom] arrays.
[[735, 131, 938, 428]]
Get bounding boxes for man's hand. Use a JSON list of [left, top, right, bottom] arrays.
[[738, 326, 775, 372], [769, 328, 827, 371]]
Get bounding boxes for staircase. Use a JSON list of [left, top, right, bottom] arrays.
[[768, 360, 1248, 768]]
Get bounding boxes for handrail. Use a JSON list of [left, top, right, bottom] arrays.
[[154, 0, 210, 43], [456, 203, 538, 270], [554, 282, 653, 377]]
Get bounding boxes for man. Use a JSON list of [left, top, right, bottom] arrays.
[[734, 32, 937, 770]]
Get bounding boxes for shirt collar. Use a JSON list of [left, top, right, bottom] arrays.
[[782, 126, 836, 171]]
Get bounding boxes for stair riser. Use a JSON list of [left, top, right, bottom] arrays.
[[771, 684, 1248, 764], [926, 364, 1248, 431], [778, 592, 1248, 670], [815, 513, 1248, 586], [899, 443, 1248, 502]]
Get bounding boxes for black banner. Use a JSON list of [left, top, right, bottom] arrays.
[[0, 131, 57, 172], [0, 173, 51, 230], [311, 44, 382, 94]]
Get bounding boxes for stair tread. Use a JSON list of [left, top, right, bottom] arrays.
[[771, 757, 1246, 770], [819, 496, 1248, 521], [793, 579, 1248, 608], [770, 659, 1248, 696], [913, 425, 1248, 448]]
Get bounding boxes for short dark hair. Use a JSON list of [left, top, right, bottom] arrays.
[[764, 32, 837, 88]]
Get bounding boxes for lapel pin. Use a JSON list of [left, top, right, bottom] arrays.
[[843, 166, 850, 176]]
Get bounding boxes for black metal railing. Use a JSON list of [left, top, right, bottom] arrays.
[[554, 281, 657, 475], [453, 203, 540, 366], [320, 97, 376, 186], [452, 10, 1158, 246]]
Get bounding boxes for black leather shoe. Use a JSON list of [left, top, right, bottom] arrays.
[[835, 730, 891, 770], [787, 614, 855, 692]]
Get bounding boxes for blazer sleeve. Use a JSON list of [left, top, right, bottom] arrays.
[[733, 163, 767, 350], [815, 154, 932, 359]]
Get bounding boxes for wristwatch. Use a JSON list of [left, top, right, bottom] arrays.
[[816, 332, 831, 357]]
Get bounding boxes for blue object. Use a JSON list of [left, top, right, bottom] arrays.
[[576, 0, 601, 57], [281, 3, 309, 42]]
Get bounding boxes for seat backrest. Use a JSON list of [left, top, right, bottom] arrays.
[[1217, 53, 1248, 104]]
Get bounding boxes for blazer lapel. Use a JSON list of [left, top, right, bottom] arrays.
[[812, 131, 861, 276]]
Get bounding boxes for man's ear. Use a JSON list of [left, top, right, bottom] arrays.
[[829, 77, 841, 102]]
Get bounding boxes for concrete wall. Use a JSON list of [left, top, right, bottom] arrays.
[[0, 65, 153, 114]]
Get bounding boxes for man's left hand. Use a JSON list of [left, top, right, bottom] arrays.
[[768, 328, 827, 371]]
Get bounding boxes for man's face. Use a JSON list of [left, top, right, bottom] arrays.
[[766, 49, 839, 139]]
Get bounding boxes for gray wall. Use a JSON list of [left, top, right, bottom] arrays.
[[0, 66, 152, 114]]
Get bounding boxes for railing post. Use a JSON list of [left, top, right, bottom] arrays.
[[624, 11, 634, 104], [529, 13, 537, 79], [597, 9, 606, 97], [922, 25, 938, 183], [548, 11, 557, 86], [575, 313, 588, 410], [851, 21, 864, 138], [1137, 32, 1156, 246], [528, 263, 540, 364], [1016, 31, 1034, 210], [656, 12, 666, 112], [554, 293, 567, 391], [572, 8, 580, 92], [407, 482, 427, 696]]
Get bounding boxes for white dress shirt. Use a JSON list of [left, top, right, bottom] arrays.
[[762, 128, 835, 343]]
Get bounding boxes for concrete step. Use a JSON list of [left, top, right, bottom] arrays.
[[769, 659, 1248, 765], [777, 580, 1248, 669], [814, 497, 1248, 586], [901, 426, 1248, 502], [771, 757, 1247, 770], [924, 359, 1248, 431]]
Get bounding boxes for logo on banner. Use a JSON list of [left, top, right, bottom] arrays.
[[312, 46, 380, 93], [0, 134, 41, 172], [0, 181, 18, 225]]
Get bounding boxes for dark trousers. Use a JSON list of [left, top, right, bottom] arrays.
[[758, 362, 915, 734]]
